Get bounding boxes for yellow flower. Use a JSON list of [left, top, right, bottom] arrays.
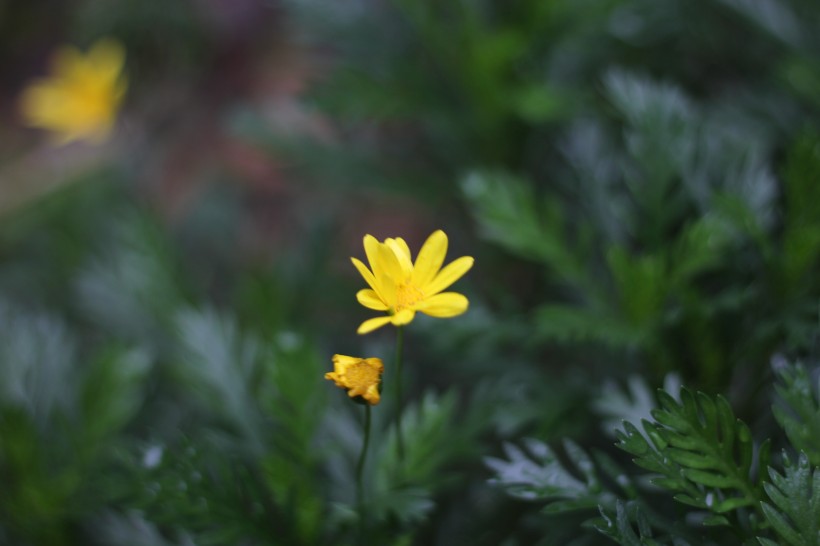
[[325, 355, 384, 405], [19, 39, 127, 145], [351, 230, 474, 334]]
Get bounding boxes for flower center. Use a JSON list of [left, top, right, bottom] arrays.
[[395, 282, 425, 312], [345, 361, 382, 388]]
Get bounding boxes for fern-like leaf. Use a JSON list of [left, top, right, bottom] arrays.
[[616, 388, 769, 528], [592, 499, 671, 546], [461, 170, 591, 286], [773, 362, 820, 466], [595, 374, 681, 439], [372, 391, 474, 524], [487, 438, 621, 513], [759, 452, 820, 546]]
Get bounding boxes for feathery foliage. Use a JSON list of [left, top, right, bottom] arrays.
[[773, 362, 820, 466], [489, 365, 820, 544], [759, 452, 820, 546]]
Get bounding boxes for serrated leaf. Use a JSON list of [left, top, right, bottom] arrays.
[[666, 447, 719, 470], [0, 302, 77, 424], [652, 409, 689, 432], [772, 362, 820, 465], [173, 307, 263, 442], [594, 499, 662, 545], [683, 469, 737, 488], [542, 497, 605, 514], [644, 422, 670, 451], [626, 385, 767, 529], [461, 171, 586, 282], [659, 429, 702, 451], [713, 496, 754, 513], [616, 421, 652, 457], [488, 437, 611, 513], [673, 494, 706, 509], [596, 374, 682, 439], [651, 477, 689, 491], [760, 452, 820, 546]]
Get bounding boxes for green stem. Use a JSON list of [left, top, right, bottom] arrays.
[[395, 326, 405, 461], [356, 404, 372, 517]]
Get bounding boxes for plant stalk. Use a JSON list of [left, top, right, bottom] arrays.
[[356, 404, 372, 518], [395, 326, 405, 461]]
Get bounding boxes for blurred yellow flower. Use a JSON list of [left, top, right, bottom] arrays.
[[351, 230, 474, 334], [19, 39, 127, 145], [325, 355, 384, 405]]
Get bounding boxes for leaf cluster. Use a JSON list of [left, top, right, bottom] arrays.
[[490, 361, 820, 545]]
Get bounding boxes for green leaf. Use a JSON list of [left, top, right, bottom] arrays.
[[618, 386, 768, 534], [670, 215, 735, 284], [773, 362, 820, 465], [666, 447, 718, 469], [713, 496, 754, 513], [75, 210, 183, 348], [595, 374, 682, 438], [606, 246, 667, 327], [683, 469, 738, 488], [373, 391, 479, 524], [488, 437, 620, 512], [173, 307, 264, 442], [594, 500, 665, 545], [80, 347, 150, 447], [0, 302, 77, 426], [759, 452, 820, 546], [615, 421, 652, 457], [461, 171, 589, 285]]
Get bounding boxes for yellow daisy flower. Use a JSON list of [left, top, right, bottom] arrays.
[[325, 355, 384, 405], [351, 230, 474, 334], [19, 39, 127, 145]]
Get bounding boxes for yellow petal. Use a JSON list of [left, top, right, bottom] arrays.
[[417, 292, 469, 317], [385, 238, 413, 278], [377, 242, 405, 283], [363, 384, 381, 405], [351, 257, 380, 293], [357, 316, 393, 334], [331, 354, 360, 373], [348, 385, 367, 398], [363, 237, 398, 306], [390, 309, 416, 326], [357, 289, 389, 311], [19, 84, 60, 125], [363, 235, 382, 272], [393, 238, 412, 261], [412, 230, 448, 287], [364, 357, 385, 373], [332, 354, 360, 365], [324, 371, 346, 387], [423, 256, 474, 296]]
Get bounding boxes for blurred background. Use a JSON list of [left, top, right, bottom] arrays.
[[1, 0, 820, 544]]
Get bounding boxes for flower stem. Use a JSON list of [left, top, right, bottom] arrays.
[[395, 326, 405, 461], [356, 404, 372, 517]]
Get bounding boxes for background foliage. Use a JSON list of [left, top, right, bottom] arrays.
[[2, 0, 820, 544]]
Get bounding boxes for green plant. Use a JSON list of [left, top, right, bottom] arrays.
[[490, 360, 820, 544]]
